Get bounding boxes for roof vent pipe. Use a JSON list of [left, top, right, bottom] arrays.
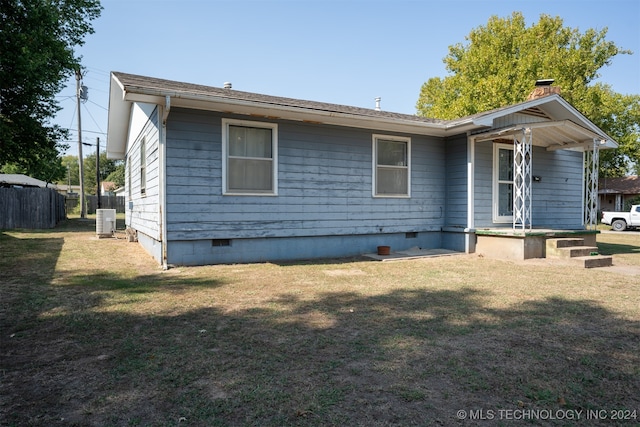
[[375, 97, 381, 111], [223, 82, 232, 89]]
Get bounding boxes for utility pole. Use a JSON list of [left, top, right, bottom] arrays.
[[96, 137, 101, 209], [76, 68, 86, 219]]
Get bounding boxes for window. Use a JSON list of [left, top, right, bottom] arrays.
[[373, 135, 410, 197], [222, 119, 277, 195], [140, 137, 146, 195], [493, 143, 513, 222]]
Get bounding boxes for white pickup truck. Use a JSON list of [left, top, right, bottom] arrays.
[[601, 205, 640, 231]]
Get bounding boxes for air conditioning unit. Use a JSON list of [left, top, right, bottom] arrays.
[[96, 209, 116, 238]]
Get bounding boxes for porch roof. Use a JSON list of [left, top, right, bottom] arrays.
[[470, 120, 618, 151]]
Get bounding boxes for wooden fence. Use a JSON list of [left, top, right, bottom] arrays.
[[0, 187, 66, 229], [86, 195, 125, 214]]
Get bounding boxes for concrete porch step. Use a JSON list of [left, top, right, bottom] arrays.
[[572, 255, 614, 268], [552, 246, 600, 259], [547, 238, 585, 249], [544, 237, 612, 268], [545, 238, 585, 257]]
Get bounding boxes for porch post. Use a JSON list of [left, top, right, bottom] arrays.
[[584, 138, 600, 230], [513, 128, 532, 231]]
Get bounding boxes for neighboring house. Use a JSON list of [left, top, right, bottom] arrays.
[[0, 174, 57, 189], [101, 181, 117, 195], [55, 184, 81, 196], [599, 176, 640, 212], [107, 72, 617, 266]]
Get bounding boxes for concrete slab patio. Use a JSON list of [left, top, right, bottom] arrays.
[[364, 247, 462, 262]]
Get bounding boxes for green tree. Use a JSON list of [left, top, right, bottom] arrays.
[[416, 12, 639, 176], [83, 152, 120, 195], [59, 155, 79, 186], [105, 163, 125, 188], [0, 0, 102, 182]]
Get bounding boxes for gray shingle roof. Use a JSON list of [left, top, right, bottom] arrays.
[[0, 174, 54, 188], [599, 176, 640, 195], [112, 71, 445, 125]]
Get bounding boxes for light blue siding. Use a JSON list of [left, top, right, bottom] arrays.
[[442, 134, 469, 252], [530, 148, 584, 228], [163, 108, 447, 264], [444, 135, 468, 228], [125, 105, 161, 243], [473, 141, 493, 225]]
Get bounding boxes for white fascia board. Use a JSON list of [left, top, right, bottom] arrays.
[[106, 74, 130, 159], [442, 120, 487, 136]]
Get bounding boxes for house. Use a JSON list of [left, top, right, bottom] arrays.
[[0, 174, 57, 189], [106, 72, 617, 267], [55, 184, 81, 196], [100, 181, 117, 195], [599, 176, 640, 212], [113, 186, 125, 197]]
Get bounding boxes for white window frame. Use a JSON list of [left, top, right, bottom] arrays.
[[222, 118, 278, 196], [127, 154, 131, 200], [372, 134, 411, 198], [140, 136, 146, 196], [493, 142, 514, 223]]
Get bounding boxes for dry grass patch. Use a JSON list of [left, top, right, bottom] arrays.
[[1, 219, 639, 426]]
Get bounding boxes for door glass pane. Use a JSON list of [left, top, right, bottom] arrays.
[[498, 183, 513, 216], [498, 148, 513, 181]]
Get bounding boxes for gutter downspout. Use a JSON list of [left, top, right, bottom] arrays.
[[160, 95, 170, 269], [466, 132, 476, 253]]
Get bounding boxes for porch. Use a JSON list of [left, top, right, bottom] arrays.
[[474, 228, 599, 260]]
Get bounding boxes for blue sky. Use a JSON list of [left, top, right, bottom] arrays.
[[54, 0, 640, 157]]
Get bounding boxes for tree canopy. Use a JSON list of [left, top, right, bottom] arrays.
[[0, 0, 102, 182], [57, 153, 124, 195], [416, 12, 640, 176], [83, 151, 122, 195]]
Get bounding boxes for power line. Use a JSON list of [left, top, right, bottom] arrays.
[[82, 104, 104, 134], [83, 66, 110, 77], [62, 128, 107, 135], [68, 103, 77, 131], [87, 99, 108, 110]]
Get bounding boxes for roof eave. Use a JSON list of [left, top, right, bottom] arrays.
[[119, 86, 453, 137], [106, 74, 129, 160]]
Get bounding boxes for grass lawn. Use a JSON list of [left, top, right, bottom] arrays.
[[1, 218, 639, 426]]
